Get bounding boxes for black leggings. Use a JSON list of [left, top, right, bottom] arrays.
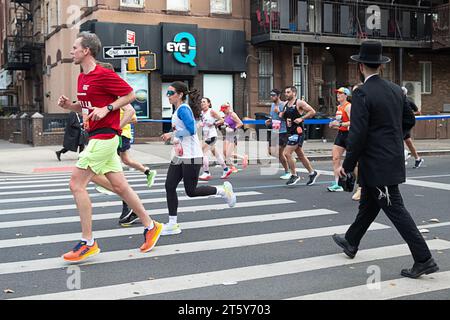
[[165, 162, 217, 216]]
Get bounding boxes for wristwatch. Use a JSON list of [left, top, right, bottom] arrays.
[[107, 104, 114, 112]]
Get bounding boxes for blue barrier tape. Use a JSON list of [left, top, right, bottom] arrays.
[[138, 114, 450, 125]]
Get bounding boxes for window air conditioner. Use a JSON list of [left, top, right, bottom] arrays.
[[402, 81, 422, 111]]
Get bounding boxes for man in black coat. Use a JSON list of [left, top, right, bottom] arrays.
[[56, 111, 85, 161], [332, 41, 439, 279]]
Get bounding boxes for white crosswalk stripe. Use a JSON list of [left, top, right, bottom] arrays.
[[13, 240, 450, 300], [0, 171, 448, 300]]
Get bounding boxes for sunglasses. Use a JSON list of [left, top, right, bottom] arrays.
[[166, 90, 176, 97], [270, 93, 277, 97]]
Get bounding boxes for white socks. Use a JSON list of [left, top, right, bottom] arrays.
[[169, 216, 177, 225], [81, 238, 95, 246], [145, 220, 155, 230], [216, 187, 225, 197]]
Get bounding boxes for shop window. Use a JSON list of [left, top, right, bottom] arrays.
[[420, 61, 432, 94], [120, 0, 145, 8], [167, 0, 189, 11], [258, 49, 274, 101], [211, 0, 231, 14]]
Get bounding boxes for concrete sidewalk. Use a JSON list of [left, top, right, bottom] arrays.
[[0, 138, 449, 175]]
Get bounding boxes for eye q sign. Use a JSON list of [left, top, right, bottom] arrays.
[[166, 32, 197, 67]]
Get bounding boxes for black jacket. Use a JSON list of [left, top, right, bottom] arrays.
[[63, 112, 82, 152], [343, 75, 416, 187]]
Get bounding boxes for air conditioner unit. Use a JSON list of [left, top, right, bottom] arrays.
[[43, 65, 51, 76], [294, 54, 309, 66], [402, 81, 422, 111]]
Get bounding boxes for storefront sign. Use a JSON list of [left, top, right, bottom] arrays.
[[166, 32, 197, 67]]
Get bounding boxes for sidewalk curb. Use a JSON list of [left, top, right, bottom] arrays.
[[1, 149, 449, 175]]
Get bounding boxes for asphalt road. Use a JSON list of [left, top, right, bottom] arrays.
[[0, 155, 449, 300]]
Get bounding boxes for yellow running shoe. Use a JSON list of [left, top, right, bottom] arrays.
[[140, 221, 163, 253], [62, 240, 101, 262]]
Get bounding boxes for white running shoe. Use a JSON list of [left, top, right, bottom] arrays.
[[221, 168, 233, 179], [161, 223, 182, 236], [280, 172, 291, 180], [222, 181, 236, 207], [199, 172, 212, 181], [95, 185, 115, 196]]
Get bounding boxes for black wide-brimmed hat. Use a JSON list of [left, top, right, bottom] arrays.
[[351, 41, 391, 64]]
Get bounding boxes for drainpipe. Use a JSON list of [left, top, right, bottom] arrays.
[[301, 42, 305, 99], [399, 47, 403, 85]]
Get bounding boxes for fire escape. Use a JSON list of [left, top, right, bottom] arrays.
[[3, 0, 44, 113]]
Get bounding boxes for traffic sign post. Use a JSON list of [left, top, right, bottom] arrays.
[[103, 46, 139, 59], [103, 45, 139, 79]]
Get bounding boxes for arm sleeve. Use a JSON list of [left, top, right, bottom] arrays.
[[342, 90, 369, 173], [175, 105, 196, 138]]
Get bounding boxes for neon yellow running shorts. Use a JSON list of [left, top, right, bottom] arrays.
[[76, 135, 122, 175]]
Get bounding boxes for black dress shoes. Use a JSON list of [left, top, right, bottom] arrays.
[[401, 258, 439, 279], [332, 234, 358, 259], [55, 151, 61, 161]]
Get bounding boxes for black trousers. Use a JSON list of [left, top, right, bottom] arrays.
[[165, 161, 217, 217], [59, 145, 84, 154], [345, 185, 432, 263]]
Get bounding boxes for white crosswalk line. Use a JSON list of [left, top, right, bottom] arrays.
[[0, 199, 294, 229], [0, 191, 261, 216], [0, 182, 208, 201], [13, 239, 449, 300], [288, 270, 450, 300], [0, 209, 340, 275], [0, 176, 166, 188], [417, 221, 450, 229], [405, 179, 450, 191], [0, 180, 206, 197], [0, 171, 158, 181]]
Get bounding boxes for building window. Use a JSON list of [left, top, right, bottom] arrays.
[[258, 49, 273, 101], [293, 48, 309, 100], [211, 0, 231, 14], [167, 0, 189, 11], [120, 0, 145, 8], [420, 61, 432, 94], [46, 2, 51, 34]]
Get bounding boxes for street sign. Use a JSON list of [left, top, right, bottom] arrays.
[[103, 46, 139, 59], [137, 51, 156, 71], [126, 30, 136, 45]]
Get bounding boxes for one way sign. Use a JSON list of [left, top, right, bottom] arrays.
[[103, 46, 139, 59]]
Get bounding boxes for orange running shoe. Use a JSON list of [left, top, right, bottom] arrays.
[[62, 240, 100, 262], [140, 221, 162, 253]]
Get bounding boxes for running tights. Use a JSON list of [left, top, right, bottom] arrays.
[[165, 162, 217, 216]]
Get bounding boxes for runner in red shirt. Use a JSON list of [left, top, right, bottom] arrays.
[[57, 32, 162, 262]]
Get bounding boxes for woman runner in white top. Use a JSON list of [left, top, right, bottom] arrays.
[[199, 97, 232, 180], [160, 82, 237, 236]]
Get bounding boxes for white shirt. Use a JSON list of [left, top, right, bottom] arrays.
[[171, 104, 203, 160]]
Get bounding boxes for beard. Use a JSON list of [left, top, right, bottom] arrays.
[[359, 70, 365, 83]]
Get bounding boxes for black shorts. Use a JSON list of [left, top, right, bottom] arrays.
[[205, 137, 217, 146], [404, 130, 411, 140], [269, 132, 288, 147], [118, 136, 131, 153], [286, 134, 304, 147], [334, 131, 349, 149]]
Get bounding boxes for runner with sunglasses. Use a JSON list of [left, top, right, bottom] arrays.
[[160, 82, 237, 236]]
